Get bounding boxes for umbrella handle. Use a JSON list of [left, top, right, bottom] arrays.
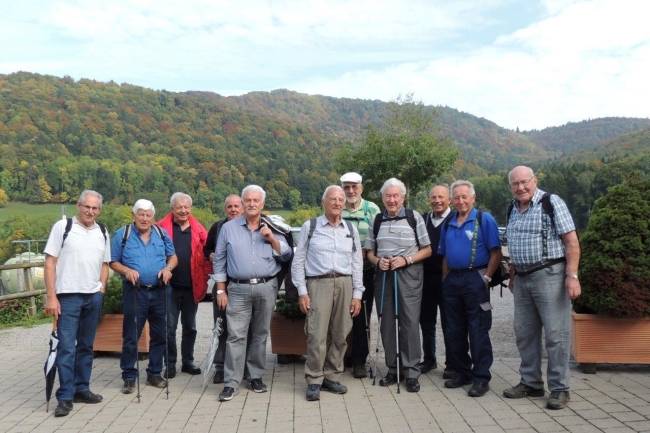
[[52, 317, 58, 331]]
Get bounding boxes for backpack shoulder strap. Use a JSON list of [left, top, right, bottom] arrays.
[[405, 208, 421, 249], [343, 219, 357, 253], [306, 217, 318, 247], [540, 193, 556, 227], [152, 224, 165, 240], [362, 200, 370, 224], [372, 213, 384, 254], [61, 218, 73, 247], [97, 222, 107, 243], [121, 224, 132, 248], [506, 201, 515, 226]]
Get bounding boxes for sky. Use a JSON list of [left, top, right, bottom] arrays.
[[1, 0, 648, 131]]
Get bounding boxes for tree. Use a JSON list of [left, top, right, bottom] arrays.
[[337, 94, 458, 204], [287, 189, 301, 211], [0, 188, 8, 207]]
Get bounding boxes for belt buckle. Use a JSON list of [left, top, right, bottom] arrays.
[[250, 278, 259, 284]]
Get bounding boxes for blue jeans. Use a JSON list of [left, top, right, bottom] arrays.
[[165, 285, 197, 367], [120, 282, 169, 380], [55, 292, 103, 402], [442, 270, 493, 384]]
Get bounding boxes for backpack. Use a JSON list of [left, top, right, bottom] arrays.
[[307, 218, 356, 253], [260, 214, 295, 299], [62, 217, 107, 247], [121, 223, 166, 247], [342, 199, 371, 225], [372, 208, 421, 254]]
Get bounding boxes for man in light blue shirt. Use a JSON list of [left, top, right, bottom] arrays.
[[213, 185, 292, 401]]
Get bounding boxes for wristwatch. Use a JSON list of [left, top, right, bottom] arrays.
[[566, 273, 579, 279], [216, 290, 226, 295], [483, 275, 492, 283]]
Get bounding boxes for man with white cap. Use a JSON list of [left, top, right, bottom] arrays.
[[340, 172, 381, 378]]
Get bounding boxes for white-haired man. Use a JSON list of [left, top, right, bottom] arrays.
[[213, 185, 292, 401], [110, 199, 177, 394]]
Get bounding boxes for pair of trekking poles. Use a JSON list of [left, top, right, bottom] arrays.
[[365, 269, 402, 394], [132, 279, 170, 402]]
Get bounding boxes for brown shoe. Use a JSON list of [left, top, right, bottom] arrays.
[[122, 380, 135, 394], [146, 375, 167, 388], [547, 391, 570, 410], [352, 365, 368, 378], [503, 382, 545, 399]]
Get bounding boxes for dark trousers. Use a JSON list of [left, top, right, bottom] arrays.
[[442, 270, 493, 384], [420, 273, 452, 368], [166, 284, 198, 366], [349, 267, 375, 366]]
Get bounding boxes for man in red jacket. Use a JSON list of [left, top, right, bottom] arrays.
[[158, 192, 212, 378]]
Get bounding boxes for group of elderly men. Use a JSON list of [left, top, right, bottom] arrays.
[[43, 164, 580, 417]]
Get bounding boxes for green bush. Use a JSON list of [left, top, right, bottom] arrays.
[[275, 293, 306, 322], [102, 276, 124, 315], [573, 174, 650, 317], [0, 295, 45, 325]]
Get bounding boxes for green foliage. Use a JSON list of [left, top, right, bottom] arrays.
[[0, 189, 8, 207], [573, 175, 650, 317], [102, 276, 124, 315], [285, 206, 321, 227], [338, 94, 458, 204], [0, 295, 45, 325], [275, 293, 305, 321]]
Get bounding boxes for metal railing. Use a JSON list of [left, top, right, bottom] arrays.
[[0, 261, 46, 316]]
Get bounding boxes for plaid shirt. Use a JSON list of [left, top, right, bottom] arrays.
[[507, 188, 575, 266]]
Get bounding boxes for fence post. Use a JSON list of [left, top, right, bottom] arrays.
[[23, 267, 37, 317]]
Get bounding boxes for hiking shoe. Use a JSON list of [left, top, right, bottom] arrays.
[[146, 375, 167, 388], [417, 361, 437, 374], [181, 363, 201, 375], [164, 365, 176, 379], [379, 373, 404, 387], [213, 370, 224, 384], [468, 382, 490, 397], [322, 379, 347, 394], [247, 378, 268, 393], [54, 400, 73, 417], [442, 368, 455, 379], [306, 384, 321, 401], [547, 391, 570, 410], [444, 376, 473, 388], [503, 382, 545, 399], [72, 390, 103, 404], [219, 386, 238, 401], [405, 378, 420, 393], [353, 365, 368, 378], [122, 380, 136, 394]]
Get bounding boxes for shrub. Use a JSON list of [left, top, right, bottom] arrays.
[[0, 295, 45, 325], [573, 175, 650, 317], [102, 276, 124, 315], [275, 293, 305, 321]]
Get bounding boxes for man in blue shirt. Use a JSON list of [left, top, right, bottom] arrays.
[[110, 199, 177, 395], [213, 185, 292, 401], [439, 180, 502, 398]]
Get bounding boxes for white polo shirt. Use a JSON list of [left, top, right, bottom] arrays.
[[44, 216, 111, 295]]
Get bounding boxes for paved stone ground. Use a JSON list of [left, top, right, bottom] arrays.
[[2, 294, 650, 432]]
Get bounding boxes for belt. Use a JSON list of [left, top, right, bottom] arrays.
[[306, 272, 350, 280], [230, 276, 275, 285], [515, 258, 566, 277], [448, 265, 487, 274], [137, 283, 165, 290]]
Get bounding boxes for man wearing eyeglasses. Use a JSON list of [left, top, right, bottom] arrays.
[[503, 166, 581, 410], [44, 190, 111, 417], [340, 172, 381, 379]]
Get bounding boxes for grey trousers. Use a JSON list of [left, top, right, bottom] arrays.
[[375, 264, 423, 379], [513, 261, 571, 391], [224, 278, 278, 390], [304, 276, 353, 385]]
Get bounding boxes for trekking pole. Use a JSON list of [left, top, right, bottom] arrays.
[[164, 281, 170, 399], [373, 271, 387, 386], [133, 282, 141, 403], [394, 270, 400, 394], [363, 299, 373, 379]]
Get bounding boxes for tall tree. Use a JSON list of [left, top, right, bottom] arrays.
[[337, 94, 458, 204]]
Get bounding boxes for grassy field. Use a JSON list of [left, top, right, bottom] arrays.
[[0, 203, 67, 222]]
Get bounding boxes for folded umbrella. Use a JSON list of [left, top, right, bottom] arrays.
[[44, 318, 58, 412], [201, 308, 225, 390]]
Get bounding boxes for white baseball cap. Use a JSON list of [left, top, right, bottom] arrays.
[[340, 172, 362, 184]]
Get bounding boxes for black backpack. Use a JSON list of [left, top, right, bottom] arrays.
[[260, 215, 295, 299], [371, 208, 421, 253], [62, 218, 107, 247], [121, 223, 166, 247]]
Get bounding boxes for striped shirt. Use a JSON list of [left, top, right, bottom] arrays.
[[291, 215, 364, 299], [341, 198, 381, 243], [363, 208, 431, 258], [507, 188, 575, 266]]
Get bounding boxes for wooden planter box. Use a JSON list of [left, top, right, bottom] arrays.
[[94, 314, 150, 354], [270, 312, 307, 355], [571, 312, 650, 369]]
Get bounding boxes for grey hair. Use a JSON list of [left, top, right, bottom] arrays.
[[322, 185, 344, 201], [132, 199, 155, 215], [450, 180, 476, 197], [224, 194, 243, 206], [170, 192, 192, 208], [380, 178, 407, 197], [508, 166, 535, 183], [77, 190, 104, 209], [241, 185, 266, 202]]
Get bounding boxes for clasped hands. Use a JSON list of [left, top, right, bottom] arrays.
[[377, 256, 407, 271]]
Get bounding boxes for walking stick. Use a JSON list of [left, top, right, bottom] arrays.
[[394, 270, 400, 394], [164, 281, 170, 399], [133, 282, 141, 403], [363, 299, 373, 379], [373, 271, 387, 386]]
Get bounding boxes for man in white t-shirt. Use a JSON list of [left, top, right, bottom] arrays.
[[44, 190, 111, 417]]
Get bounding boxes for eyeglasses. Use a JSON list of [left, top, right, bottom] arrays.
[[343, 185, 360, 191], [510, 176, 535, 189], [79, 204, 100, 212]]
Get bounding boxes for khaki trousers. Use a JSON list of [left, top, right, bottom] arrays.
[[304, 276, 353, 385]]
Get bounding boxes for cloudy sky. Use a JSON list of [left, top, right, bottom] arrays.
[[1, 0, 648, 130]]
